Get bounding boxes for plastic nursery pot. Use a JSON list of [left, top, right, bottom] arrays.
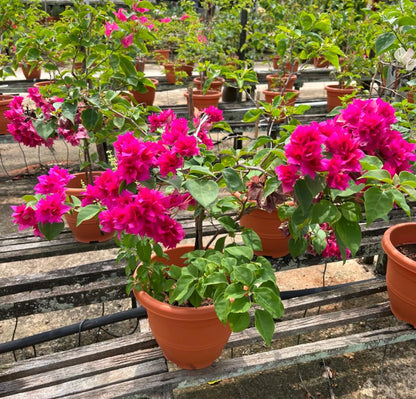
[[266, 74, 297, 90], [240, 208, 290, 258], [178, 63, 194, 77], [193, 77, 225, 92], [130, 79, 159, 106], [272, 57, 299, 73], [324, 85, 357, 112], [184, 89, 222, 111], [64, 172, 114, 243], [133, 245, 231, 370], [0, 95, 14, 135], [382, 222, 416, 327]]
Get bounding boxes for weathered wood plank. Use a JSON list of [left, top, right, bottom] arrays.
[[57, 325, 416, 399], [0, 332, 157, 381], [0, 347, 167, 397]]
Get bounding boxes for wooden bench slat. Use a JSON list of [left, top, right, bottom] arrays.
[[0, 332, 157, 382]]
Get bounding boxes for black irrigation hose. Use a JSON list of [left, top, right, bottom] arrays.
[[0, 306, 147, 355], [0, 277, 385, 355]]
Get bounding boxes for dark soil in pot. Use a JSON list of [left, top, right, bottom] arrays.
[[397, 244, 416, 261]]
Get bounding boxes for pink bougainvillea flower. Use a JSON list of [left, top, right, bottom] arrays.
[[34, 166, 74, 195], [275, 164, 299, 193], [180, 14, 190, 20], [35, 192, 71, 224], [11, 204, 37, 231], [114, 8, 128, 21], [133, 3, 149, 13], [121, 34, 133, 48], [158, 150, 184, 177], [160, 17, 171, 23], [198, 34, 207, 43], [138, 16, 149, 24], [105, 21, 119, 37]]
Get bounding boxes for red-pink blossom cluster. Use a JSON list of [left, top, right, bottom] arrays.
[[5, 87, 87, 148], [11, 166, 74, 236], [276, 98, 416, 193], [79, 107, 222, 248]]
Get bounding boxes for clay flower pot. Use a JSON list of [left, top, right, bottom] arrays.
[[266, 74, 297, 90], [130, 78, 159, 106], [184, 89, 222, 111], [163, 63, 177, 84], [133, 246, 231, 369], [324, 85, 357, 112], [154, 49, 170, 63], [263, 88, 299, 105], [382, 222, 416, 327], [272, 57, 299, 73], [20, 62, 42, 80], [313, 57, 330, 68], [0, 95, 14, 135], [193, 77, 225, 92], [64, 172, 113, 243], [240, 208, 290, 258]]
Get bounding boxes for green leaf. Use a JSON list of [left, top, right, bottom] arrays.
[[185, 179, 219, 208], [228, 312, 250, 332], [76, 204, 101, 226], [222, 167, 245, 192], [334, 217, 362, 258], [294, 179, 313, 209], [264, 177, 280, 199], [361, 155, 384, 171], [340, 202, 362, 222], [311, 227, 327, 254], [38, 221, 65, 241], [243, 108, 263, 122], [32, 120, 55, 141], [137, 240, 152, 263], [214, 293, 230, 324], [375, 32, 396, 55], [225, 283, 247, 299], [361, 169, 392, 183], [255, 309, 275, 346], [242, 228, 262, 251], [253, 286, 283, 318], [391, 189, 410, 217], [311, 200, 341, 224], [289, 236, 308, 257], [170, 275, 195, 304], [204, 272, 229, 286], [224, 245, 253, 261], [218, 216, 238, 232], [189, 166, 215, 177], [364, 187, 394, 225], [61, 101, 78, 124], [230, 296, 251, 313], [81, 108, 100, 131], [232, 265, 254, 286]]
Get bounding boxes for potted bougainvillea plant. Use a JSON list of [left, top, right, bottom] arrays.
[[11, 105, 285, 370]]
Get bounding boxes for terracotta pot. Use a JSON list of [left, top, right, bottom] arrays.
[[178, 63, 194, 77], [164, 63, 176, 84], [64, 172, 113, 243], [272, 56, 299, 73], [0, 95, 13, 135], [382, 222, 416, 328], [134, 246, 231, 369], [313, 57, 330, 68], [266, 74, 297, 90], [184, 89, 222, 111], [154, 49, 170, 63], [240, 208, 290, 258], [20, 63, 42, 80], [263, 88, 299, 105], [324, 85, 357, 112], [135, 58, 146, 73], [130, 78, 159, 106], [408, 92, 414, 103], [193, 77, 225, 92]]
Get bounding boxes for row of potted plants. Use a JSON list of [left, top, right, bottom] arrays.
[[3, 0, 416, 372]]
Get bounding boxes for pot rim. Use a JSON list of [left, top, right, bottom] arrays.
[[381, 222, 416, 271]]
